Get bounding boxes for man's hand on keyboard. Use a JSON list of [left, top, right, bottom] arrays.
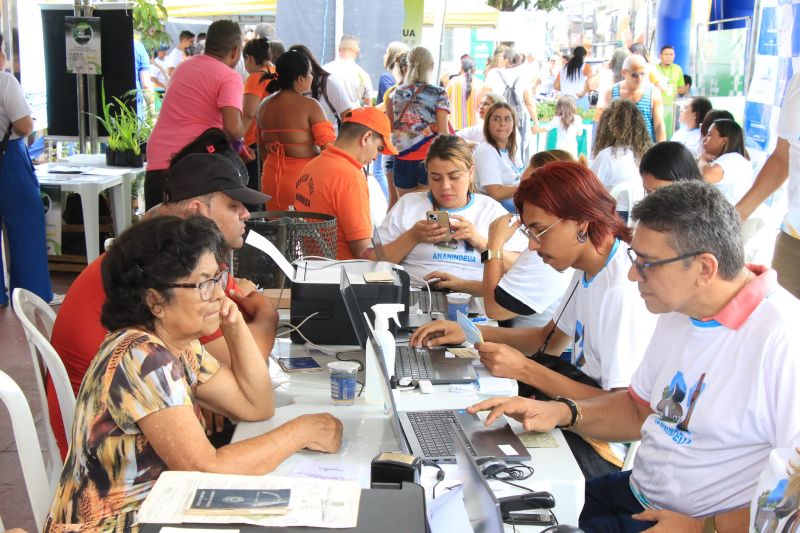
[[477, 341, 529, 379], [425, 270, 469, 292], [409, 319, 465, 347], [467, 396, 570, 431]]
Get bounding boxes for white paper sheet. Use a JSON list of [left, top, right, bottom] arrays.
[[137, 471, 361, 529], [244, 230, 295, 280]]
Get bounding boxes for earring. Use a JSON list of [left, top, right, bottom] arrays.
[[577, 230, 588, 243]]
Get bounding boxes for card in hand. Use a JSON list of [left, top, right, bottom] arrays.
[[457, 311, 484, 345]]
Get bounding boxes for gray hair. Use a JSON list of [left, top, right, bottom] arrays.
[[482, 92, 505, 105], [631, 181, 744, 280], [254, 22, 275, 39], [609, 47, 630, 83]]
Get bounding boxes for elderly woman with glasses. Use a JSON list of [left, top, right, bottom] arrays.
[[45, 216, 342, 532], [411, 161, 658, 479]]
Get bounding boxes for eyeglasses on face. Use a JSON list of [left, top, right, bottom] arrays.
[[626, 248, 704, 280], [630, 71, 646, 79], [518, 217, 564, 244], [164, 268, 230, 301]]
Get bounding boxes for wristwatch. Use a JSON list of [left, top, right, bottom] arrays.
[[480, 249, 503, 263]]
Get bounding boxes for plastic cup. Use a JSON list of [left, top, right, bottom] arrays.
[[446, 292, 471, 321], [327, 361, 360, 406]]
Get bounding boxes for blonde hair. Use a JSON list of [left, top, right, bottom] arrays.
[[405, 46, 435, 85], [556, 95, 578, 130], [529, 149, 576, 169], [384, 41, 409, 71], [483, 102, 518, 161]]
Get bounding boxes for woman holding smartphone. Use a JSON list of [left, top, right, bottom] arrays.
[[375, 135, 526, 285]]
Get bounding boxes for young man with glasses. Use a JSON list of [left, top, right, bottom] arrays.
[[50, 147, 275, 456], [469, 181, 800, 532], [600, 54, 666, 142]]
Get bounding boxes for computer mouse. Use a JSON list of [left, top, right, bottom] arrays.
[[398, 376, 413, 387], [541, 525, 584, 533], [417, 379, 433, 394]]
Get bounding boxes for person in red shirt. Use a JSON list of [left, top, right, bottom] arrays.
[[293, 107, 398, 259], [49, 139, 274, 458]]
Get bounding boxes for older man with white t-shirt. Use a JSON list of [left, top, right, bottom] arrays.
[[469, 181, 800, 532]]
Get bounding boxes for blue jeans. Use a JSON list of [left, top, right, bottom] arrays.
[[393, 158, 428, 189], [579, 471, 655, 533], [373, 153, 390, 202]]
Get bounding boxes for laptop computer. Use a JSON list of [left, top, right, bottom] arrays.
[[341, 270, 477, 385], [451, 424, 505, 533], [360, 299, 530, 464]]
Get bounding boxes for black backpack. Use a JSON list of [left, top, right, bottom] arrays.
[[498, 70, 524, 128]]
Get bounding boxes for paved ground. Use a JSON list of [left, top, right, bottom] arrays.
[[0, 272, 76, 532]]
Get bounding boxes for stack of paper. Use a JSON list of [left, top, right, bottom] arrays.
[[137, 471, 361, 528]]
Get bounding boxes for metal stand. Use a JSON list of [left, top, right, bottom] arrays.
[[73, 0, 99, 154]]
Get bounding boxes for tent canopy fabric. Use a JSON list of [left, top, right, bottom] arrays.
[[423, 0, 499, 27], [163, 0, 276, 17]]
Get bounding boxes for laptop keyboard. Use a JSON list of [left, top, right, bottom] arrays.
[[406, 410, 477, 458], [396, 346, 435, 380], [411, 290, 448, 314]]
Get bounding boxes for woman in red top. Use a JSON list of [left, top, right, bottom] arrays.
[[242, 38, 274, 198]]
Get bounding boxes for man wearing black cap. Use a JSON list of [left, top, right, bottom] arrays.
[[50, 150, 276, 455]]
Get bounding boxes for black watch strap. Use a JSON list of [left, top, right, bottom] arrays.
[[553, 396, 580, 429]]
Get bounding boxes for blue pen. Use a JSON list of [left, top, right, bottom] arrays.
[[471, 316, 488, 323]]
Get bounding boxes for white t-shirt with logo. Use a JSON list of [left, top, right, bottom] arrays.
[[553, 239, 657, 389], [711, 152, 754, 205], [377, 192, 527, 282], [629, 271, 800, 517], [473, 142, 523, 191], [0, 72, 32, 140], [749, 435, 800, 533], [498, 250, 573, 328], [778, 72, 800, 239]]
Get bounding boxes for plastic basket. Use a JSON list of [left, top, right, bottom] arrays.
[[233, 211, 337, 289]]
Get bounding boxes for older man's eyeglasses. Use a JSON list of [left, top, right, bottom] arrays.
[[626, 248, 704, 280], [165, 269, 230, 301], [630, 71, 646, 79], [518, 218, 563, 244]]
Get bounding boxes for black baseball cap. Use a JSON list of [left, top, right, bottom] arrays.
[[163, 153, 270, 204]]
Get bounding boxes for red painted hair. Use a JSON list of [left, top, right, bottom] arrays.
[[513, 161, 632, 245]]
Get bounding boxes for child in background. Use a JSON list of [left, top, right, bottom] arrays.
[[548, 96, 582, 158]]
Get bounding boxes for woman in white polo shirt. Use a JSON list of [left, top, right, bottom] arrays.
[[377, 135, 526, 284], [473, 102, 524, 212]]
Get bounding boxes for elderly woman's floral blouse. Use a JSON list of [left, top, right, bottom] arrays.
[[44, 328, 220, 532]]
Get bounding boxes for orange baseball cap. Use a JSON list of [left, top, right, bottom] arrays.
[[342, 107, 398, 155]]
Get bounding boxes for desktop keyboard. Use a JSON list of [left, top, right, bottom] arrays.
[[396, 346, 435, 380], [406, 410, 477, 458]]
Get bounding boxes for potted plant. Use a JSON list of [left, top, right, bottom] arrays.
[[91, 84, 152, 167]]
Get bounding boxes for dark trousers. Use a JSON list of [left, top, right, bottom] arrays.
[[579, 471, 655, 533], [562, 430, 621, 480], [144, 168, 169, 210]]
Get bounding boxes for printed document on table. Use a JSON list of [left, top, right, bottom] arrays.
[[137, 471, 361, 528]]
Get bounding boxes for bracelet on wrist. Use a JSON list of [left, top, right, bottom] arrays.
[[553, 396, 581, 429]]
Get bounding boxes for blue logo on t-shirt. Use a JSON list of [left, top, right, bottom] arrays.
[[573, 320, 585, 368], [654, 371, 707, 445]]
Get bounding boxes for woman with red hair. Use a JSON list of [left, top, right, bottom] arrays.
[[410, 161, 657, 478]]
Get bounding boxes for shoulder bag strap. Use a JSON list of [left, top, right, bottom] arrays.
[[394, 83, 427, 129], [321, 78, 342, 128], [534, 279, 581, 355]]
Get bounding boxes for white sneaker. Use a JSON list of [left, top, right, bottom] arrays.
[[49, 293, 65, 306]]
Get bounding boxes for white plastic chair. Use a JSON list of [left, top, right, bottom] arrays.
[[0, 370, 53, 531], [622, 440, 640, 471], [609, 179, 645, 226], [12, 288, 76, 486]]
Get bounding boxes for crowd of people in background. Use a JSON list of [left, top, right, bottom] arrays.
[[2, 15, 798, 532]]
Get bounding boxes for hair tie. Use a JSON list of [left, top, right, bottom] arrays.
[[206, 145, 215, 153]]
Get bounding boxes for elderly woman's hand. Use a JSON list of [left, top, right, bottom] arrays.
[[487, 213, 520, 250], [450, 214, 487, 250], [218, 294, 245, 332], [410, 219, 450, 244]]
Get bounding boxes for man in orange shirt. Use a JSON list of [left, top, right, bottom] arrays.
[[294, 107, 397, 259]]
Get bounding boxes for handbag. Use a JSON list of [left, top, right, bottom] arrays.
[[0, 123, 15, 168], [517, 280, 600, 400]]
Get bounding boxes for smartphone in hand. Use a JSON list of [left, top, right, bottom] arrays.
[[426, 210, 454, 245]]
